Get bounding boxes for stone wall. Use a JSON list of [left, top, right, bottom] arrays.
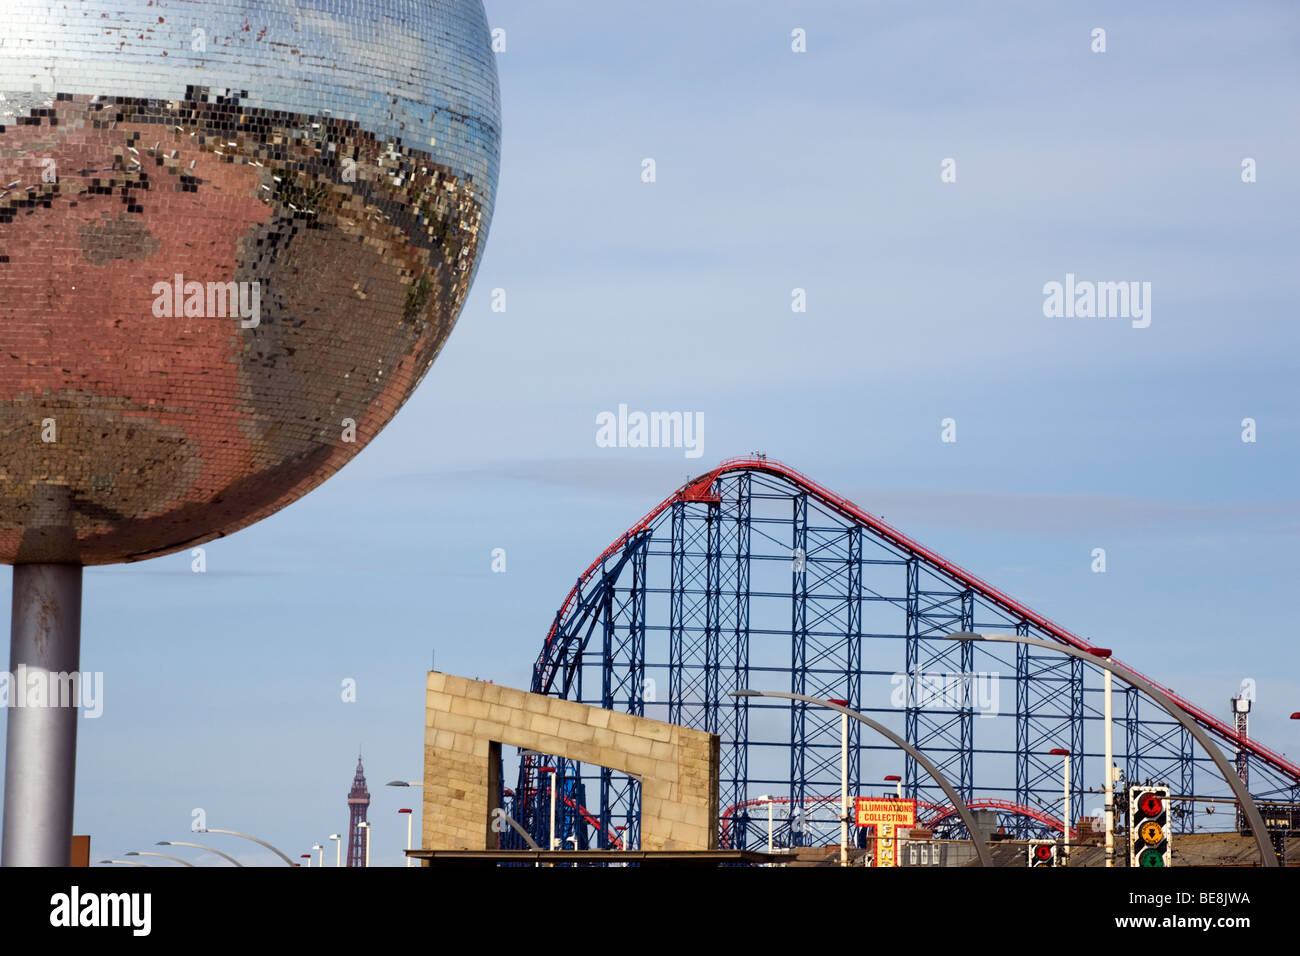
[[424, 672, 719, 852]]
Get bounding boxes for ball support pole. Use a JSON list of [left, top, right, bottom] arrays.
[[2, 563, 83, 866]]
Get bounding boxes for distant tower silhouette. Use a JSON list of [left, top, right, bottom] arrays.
[[346, 755, 371, 867]]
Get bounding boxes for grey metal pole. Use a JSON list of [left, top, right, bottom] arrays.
[[2, 563, 83, 867], [839, 710, 849, 867], [1062, 755, 1071, 864], [1103, 669, 1115, 867], [731, 689, 995, 867], [157, 840, 244, 867], [494, 808, 541, 850], [949, 632, 1280, 868], [126, 851, 195, 867], [198, 828, 297, 866]]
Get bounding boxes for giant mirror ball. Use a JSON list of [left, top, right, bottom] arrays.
[[0, 0, 500, 564]]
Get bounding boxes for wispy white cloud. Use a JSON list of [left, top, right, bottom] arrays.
[[377, 457, 1300, 536]]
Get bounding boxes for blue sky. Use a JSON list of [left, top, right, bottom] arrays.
[[4, 0, 1298, 865]]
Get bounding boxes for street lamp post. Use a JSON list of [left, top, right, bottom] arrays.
[[357, 822, 370, 868], [157, 840, 242, 867], [947, 632, 1279, 867], [829, 698, 850, 867], [398, 808, 413, 867], [756, 795, 775, 855], [731, 689, 993, 867], [197, 828, 296, 866], [884, 774, 904, 865], [487, 807, 540, 849], [387, 781, 423, 866], [884, 774, 902, 799], [313, 844, 324, 867], [299, 854, 311, 868], [517, 750, 554, 857], [125, 851, 194, 867], [328, 833, 341, 867], [1102, 661, 1116, 868], [1049, 748, 1071, 864]]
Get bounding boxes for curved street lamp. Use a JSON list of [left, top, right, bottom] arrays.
[[731, 689, 994, 867], [492, 807, 541, 850], [947, 632, 1279, 867], [125, 850, 195, 867], [196, 828, 295, 866], [98, 859, 147, 867], [157, 840, 243, 867]]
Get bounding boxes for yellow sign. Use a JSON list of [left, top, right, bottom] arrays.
[[855, 798, 916, 868], [854, 798, 917, 827]]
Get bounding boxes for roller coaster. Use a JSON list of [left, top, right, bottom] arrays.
[[504, 457, 1300, 850]]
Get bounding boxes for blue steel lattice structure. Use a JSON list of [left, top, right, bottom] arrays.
[[508, 458, 1300, 851]]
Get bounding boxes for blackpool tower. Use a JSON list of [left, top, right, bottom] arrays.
[[346, 756, 371, 868]]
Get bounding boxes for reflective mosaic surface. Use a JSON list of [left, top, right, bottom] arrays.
[[0, 1, 500, 564]]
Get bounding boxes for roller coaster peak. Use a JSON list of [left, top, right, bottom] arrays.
[[542, 455, 1299, 785]]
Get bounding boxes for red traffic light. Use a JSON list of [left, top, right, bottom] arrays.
[[1138, 793, 1164, 817]]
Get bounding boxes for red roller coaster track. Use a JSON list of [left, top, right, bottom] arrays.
[[542, 456, 1300, 785], [918, 799, 1072, 837]]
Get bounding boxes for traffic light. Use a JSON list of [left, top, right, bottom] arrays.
[[1027, 840, 1058, 867], [1129, 784, 1173, 867]]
